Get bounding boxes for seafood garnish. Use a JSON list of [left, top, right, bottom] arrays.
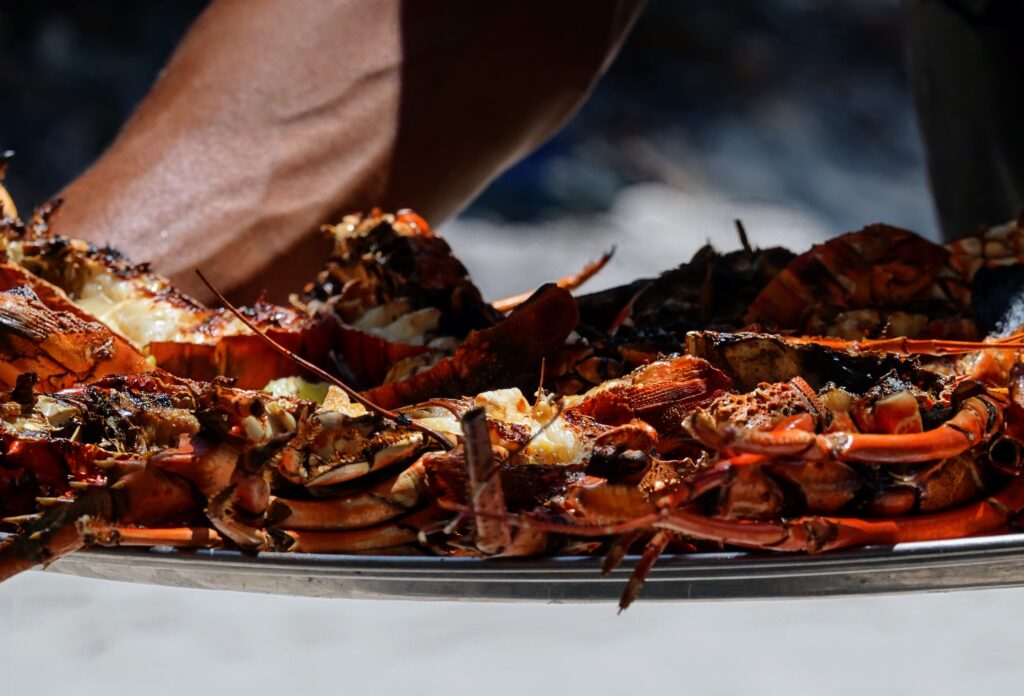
[[3, 173, 1024, 610]]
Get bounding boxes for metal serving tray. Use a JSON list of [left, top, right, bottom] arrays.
[[39, 532, 1024, 602]]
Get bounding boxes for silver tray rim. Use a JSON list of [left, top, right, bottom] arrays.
[[30, 531, 1024, 602]]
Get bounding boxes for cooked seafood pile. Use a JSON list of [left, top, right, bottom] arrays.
[[2, 161, 1024, 608]]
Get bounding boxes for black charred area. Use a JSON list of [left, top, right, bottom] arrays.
[[48, 386, 174, 451], [574, 244, 796, 343], [306, 219, 500, 338], [686, 331, 949, 395], [628, 245, 797, 334]]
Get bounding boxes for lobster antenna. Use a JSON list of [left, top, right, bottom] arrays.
[[195, 270, 452, 450], [735, 219, 753, 256]]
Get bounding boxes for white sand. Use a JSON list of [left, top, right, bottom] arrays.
[[3, 571, 1019, 696]]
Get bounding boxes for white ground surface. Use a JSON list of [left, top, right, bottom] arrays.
[[3, 571, 1022, 696], [5, 183, 1016, 696]]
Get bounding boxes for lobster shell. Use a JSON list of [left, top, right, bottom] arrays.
[[364, 284, 579, 408]]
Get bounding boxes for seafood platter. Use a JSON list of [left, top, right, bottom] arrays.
[[3, 156, 1024, 607]]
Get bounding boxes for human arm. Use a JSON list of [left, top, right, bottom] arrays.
[[54, 0, 644, 302]]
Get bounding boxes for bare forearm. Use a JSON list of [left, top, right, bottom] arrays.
[[55, 0, 643, 302], [56, 0, 401, 301]]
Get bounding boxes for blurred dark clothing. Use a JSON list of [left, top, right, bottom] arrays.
[[907, 0, 1024, 238]]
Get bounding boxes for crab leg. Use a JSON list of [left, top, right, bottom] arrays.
[[302, 431, 426, 488], [80, 525, 225, 548], [280, 508, 437, 553], [268, 461, 426, 531], [61, 507, 441, 554], [496, 474, 1024, 557], [618, 530, 671, 612], [0, 492, 114, 581], [76, 522, 419, 553], [688, 395, 1003, 464], [654, 475, 1024, 552], [0, 523, 86, 582], [600, 530, 644, 575]]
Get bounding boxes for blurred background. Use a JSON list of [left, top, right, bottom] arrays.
[[4, 2, 1005, 695], [0, 0, 935, 246]]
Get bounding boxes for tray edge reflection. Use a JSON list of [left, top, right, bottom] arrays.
[[29, 531, 1024, 602]]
